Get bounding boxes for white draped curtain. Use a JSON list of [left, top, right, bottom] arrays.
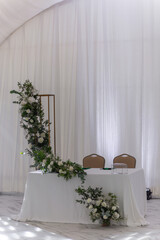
[[0, 0, 160, 195]]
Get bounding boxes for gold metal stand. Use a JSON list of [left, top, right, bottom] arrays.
[[39, 94, 56, 155]]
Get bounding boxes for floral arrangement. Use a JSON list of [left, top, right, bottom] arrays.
[[75, 186, 122, 226], [10, 80, 122, 225], [10, 80, 86, 183]]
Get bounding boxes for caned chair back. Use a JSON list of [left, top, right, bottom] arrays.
[[113, 153, 136, 168], [83, 154, 105, 168]]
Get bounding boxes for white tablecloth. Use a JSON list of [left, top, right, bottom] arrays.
[[15, 168, 148, 226]]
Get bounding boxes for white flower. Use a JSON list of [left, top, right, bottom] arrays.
[[24, 117, 29, 121], [58, 161, 63, 166], [103, 215, 108, 220], [28, 97, 35, 103], [30, 119, 34, 123], [59, 169, 63, 174], [38, 137, 44, 143], [88, 205, 93, 209], [87, 198, 92, 203], [47, 164, 52, 172], [48, 167, 52, 172], [92, 208, 97, 213], [42, 159, 46, 167], [69, 166, 74, 171], [112, 206, 116, 211], [101, 202, 107, 207], [50, 161, 54, 165], [113, 212, 120, 219], [96, 213, 100, 218], [36, 133, 40, 137], [96, 200, 101, 206], [26, 109, 31, 114], [41, 132, 45, 138], [21, 100, 26, 105]]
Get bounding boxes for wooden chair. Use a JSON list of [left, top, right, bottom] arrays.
[[113, 153, 136, 168], [83, 154, 105, 168]]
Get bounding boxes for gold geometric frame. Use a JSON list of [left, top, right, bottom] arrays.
[[39, 94, 56, 156]]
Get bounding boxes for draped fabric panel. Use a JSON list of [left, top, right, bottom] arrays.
[[0, 0, 160, 194], [0, 0, 64, 45]]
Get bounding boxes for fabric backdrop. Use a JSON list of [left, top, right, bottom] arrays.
[[0, 0, 160, 195]]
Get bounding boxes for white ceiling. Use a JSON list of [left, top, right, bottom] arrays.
[[0, 0, 64, 46]]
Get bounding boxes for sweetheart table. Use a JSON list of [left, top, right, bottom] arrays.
[[14, 168, 148, 226]]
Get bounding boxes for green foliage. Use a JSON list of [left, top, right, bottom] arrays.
[[10, 80, 86, 184]]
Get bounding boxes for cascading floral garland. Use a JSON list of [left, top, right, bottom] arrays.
[[75, 186, 122, 225], [10, 80, 122, 226], [10, 80, 86, 183]]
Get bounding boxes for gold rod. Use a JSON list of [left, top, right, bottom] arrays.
[[48, 96, 50, 146], [53, 95, 56, 156], [38, 94, 56, 154]]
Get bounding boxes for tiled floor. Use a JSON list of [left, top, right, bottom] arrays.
[[0, 193, 160, 240]]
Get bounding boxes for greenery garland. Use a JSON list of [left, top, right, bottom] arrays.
[[10, 80, 122, 226], [10, 80, 86, 183]]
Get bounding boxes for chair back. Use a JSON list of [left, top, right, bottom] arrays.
[[113, 153, 136, 168], [83, 154, 105, 168]]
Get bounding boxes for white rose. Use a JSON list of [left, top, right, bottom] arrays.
[[24, 117, 29, 121], [113, 212, 119, 219], [28, 97, 35, 103], [103, 215, 108, 220], [69, 166, 74, 171], [38, 137, 44, 143], [48, 167, 52, 172], [36, 133, 40, 137], [101, 202, 107, 207], [30, 119, 34, 123], [59, 169, 63, 174], [47, 164, 52, 171], [58, 161, 63, 166], [41, 132, 45, 138], [87, 198, 92, 203], [42, 159, 46, 167], [26, 109, 31, 114], [88, 205, 93, 209], [96, 200, 101, 206], [92, 208, 97, 213], [112, 206, 116, 211], [21, 100, 26, 105]]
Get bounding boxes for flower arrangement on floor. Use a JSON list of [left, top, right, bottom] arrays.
[[75, 186, 122, 226], [10, 80, 86, 183]]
